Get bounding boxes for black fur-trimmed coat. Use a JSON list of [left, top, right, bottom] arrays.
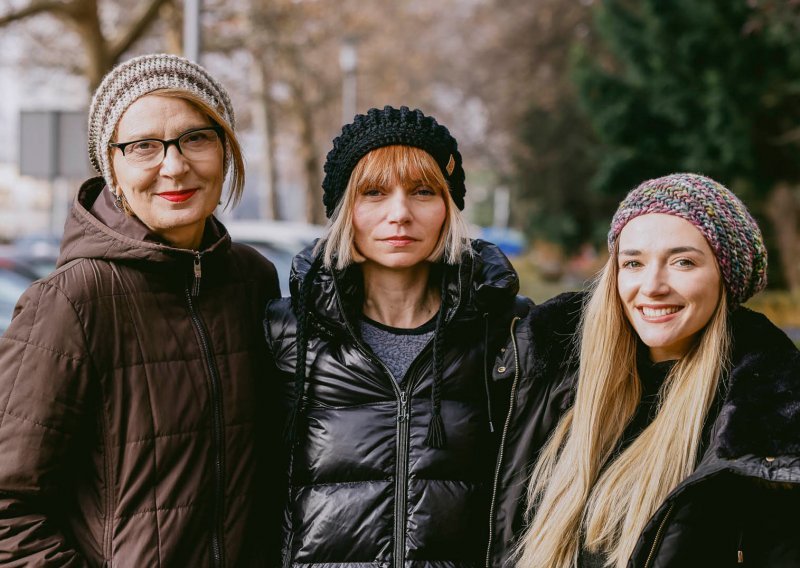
[[486, 291, 800, 567]]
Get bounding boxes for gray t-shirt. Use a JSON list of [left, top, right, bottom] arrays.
[[360, 315, 436, 382]]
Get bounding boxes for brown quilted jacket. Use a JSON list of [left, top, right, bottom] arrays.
[[0, 177, 281, 567]]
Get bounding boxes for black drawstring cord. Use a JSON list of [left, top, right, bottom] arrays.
[[424, 270, 449, 449], [482, 312, 495, 433], [284, 254, 322, 446]]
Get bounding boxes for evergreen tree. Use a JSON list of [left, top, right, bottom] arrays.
[[576, 0, 800, 289]]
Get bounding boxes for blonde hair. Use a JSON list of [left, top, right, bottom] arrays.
[[109, 88, 246, 211], [516, 253, 729, 568], [317, 145, 471, 270]]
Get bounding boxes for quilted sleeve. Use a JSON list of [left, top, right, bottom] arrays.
[[0, 281, 94, 567]]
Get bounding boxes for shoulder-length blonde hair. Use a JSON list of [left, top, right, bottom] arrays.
[[317, 145, 471, 270], [515, 250, 729, 568], [109, 88, 246, 212]]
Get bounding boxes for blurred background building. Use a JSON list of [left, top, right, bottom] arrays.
[[0, 0, 798, 340]]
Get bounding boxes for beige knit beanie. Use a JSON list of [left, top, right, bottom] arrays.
[[88, 53, 235, 191]]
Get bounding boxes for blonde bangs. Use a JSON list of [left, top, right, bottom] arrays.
[[352, 145, 449, 196]]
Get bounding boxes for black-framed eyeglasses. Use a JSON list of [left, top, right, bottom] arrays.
[[109, 126, 225, 169]]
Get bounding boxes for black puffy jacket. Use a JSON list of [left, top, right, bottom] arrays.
[[488, 292, 800, 567], [264, 240, 525, 567]]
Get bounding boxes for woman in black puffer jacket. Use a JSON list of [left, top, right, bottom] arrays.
[[488, 174, 800, 568], [265, 106, 526, 567]]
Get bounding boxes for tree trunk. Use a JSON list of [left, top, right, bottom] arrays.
[[252, 58, 280, 220], [70, 0, 111, 90], [298, 100, 325, 225], [765, 183, 800, 293]]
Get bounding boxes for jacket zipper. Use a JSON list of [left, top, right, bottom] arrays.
[[485, 316, 521, 568], [644, 503, 674, 568], [186, 285, 226, 568], [100, 412, 114, 564], [394, 389, 411, 567]]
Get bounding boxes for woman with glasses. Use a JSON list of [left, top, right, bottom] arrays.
[[265, 106, 526, 566], [487, 174, 800, 567], [0, 54, 282, 566]]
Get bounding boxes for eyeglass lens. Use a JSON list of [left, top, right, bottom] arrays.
[[122, 128, 221, 168]]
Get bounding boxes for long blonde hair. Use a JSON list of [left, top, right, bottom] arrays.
[[516, 254, 729, 568], [317, 145, 472, 270]]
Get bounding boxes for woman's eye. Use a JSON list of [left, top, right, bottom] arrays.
[[362, 188, 382, 197], [674, 258, 696, 267], [415, 186, 436, 196], [620, 260, 641, 269], [128, 140, 161, 155]]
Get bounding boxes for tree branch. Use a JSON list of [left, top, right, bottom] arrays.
[[0, 0, 68, 27], [109, 0, 172, 61]]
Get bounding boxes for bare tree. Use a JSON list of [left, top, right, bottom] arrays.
[[0, 0, 173, 89]]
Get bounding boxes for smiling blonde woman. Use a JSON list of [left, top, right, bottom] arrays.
[[486, 173, 800, 567]]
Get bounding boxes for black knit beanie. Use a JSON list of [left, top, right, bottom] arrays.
[[321, 105, 466, 217]]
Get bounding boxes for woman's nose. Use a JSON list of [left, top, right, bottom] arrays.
[[386, 193, 411, 223], [159, 144, 190, 177], [640, 265, 670, 296]]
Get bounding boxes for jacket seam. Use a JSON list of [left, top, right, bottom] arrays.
[[0, 335, 87, 363], [38, 281, 101, 375], [0, 287, 42, 432], [0, 408, 73, 433], [116, 420, 253, 445], [108, 262, 164, 568]]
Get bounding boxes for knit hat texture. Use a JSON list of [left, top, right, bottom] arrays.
[[608, 173, 767, 306], [321, 105, 466, 217], [88, 53, 235, 190]]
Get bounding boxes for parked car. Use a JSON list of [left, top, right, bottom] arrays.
[[0, 261, 34, 334], [10, 233, 61, 278], [224, 220, 325, 296]]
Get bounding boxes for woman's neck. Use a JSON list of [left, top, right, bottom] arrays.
[[361, 262, 440, 328]]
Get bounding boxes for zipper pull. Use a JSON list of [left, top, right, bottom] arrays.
[[737, 527, 744, 563], [398, 391, 408, 423], [192, 253, 202, 297]]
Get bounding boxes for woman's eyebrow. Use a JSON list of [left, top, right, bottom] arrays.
[[619, 246, 706, 257], [667, 246, 705, 255], [618, 249, 641, 256]]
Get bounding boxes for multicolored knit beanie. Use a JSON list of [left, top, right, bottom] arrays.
[[88, 53, 235, 192], [608, 173, 768, 306], [321, 105, 466, 218]]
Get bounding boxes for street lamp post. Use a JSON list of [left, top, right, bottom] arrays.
[[339, 37, 358, 124], [184, 0, 202, 62]]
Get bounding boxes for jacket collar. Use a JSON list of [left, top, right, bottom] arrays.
[[288, 238, 520, 335], [57, 176, 231, 267]]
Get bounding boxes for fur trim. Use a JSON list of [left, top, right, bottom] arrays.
[[717, 307, 800, 458]]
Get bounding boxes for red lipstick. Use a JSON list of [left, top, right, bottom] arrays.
[[158, 189, 198, 203]]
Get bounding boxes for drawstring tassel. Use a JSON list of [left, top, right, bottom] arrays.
[[425, 410, 446, 448], [425, 267, 450, 449]]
